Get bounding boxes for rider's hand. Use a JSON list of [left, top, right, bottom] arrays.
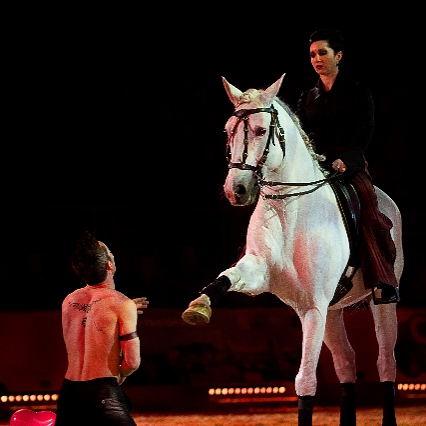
[[332, 159, 346, 173]]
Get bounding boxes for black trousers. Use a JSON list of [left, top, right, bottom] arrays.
[[55, 377, 136, 426]]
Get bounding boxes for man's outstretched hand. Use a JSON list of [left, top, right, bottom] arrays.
[[132, 297, 149, 315]]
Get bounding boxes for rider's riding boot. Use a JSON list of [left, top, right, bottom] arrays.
[[373, 283, 400, 305]]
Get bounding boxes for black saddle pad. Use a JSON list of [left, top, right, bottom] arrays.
[[330, 179, 361, 267], [328, 179, 362, 306]]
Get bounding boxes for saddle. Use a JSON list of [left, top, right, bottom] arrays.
[[328, 179, 361, 306]]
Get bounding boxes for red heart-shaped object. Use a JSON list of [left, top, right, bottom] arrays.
[[10, 409, 56, 426]]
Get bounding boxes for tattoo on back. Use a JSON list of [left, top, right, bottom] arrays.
[[68, 299, 108, 332], [69, 299, 101, 314]]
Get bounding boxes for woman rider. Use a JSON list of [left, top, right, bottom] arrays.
[[296, 27, 400, 305]]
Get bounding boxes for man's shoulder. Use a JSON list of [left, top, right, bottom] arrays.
[[109, 288, 131, 300], [62, 288, 84, 303], [63, 288, 130, 307], [105, 290, 134, 311]]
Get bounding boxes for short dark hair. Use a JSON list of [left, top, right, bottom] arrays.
[[309, 28, 345, 54], [71, 230, 111, 285]]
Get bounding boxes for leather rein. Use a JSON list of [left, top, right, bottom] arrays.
[[226, 105, 338, 199]]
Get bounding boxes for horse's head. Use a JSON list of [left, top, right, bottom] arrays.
[[222, 74, 286, 206]]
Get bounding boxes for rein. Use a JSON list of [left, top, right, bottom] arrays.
[[226, 104, 340, 199], [259, 172, 340, 199]]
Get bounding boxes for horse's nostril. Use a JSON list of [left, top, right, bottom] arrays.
[[235, 185, 246, 195]]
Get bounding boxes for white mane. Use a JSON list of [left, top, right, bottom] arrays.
[[275, 96, 328, 174], [237, 88, 328, 175]]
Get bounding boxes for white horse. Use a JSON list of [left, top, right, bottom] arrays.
[[182, 74, 403, 426]]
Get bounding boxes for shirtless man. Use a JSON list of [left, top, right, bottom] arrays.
[[55, 231, 149, 426]]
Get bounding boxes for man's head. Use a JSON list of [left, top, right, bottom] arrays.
[[72, 230, 115, 285]]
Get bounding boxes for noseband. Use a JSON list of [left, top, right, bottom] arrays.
[[226, 106, 285, 179]]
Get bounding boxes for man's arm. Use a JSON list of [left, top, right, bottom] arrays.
[[118, 298, 141, 384]]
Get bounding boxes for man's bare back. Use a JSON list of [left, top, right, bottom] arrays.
[[62, 285, 139, 383]]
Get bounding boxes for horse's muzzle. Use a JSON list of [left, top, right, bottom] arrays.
[[227, 183, 259, 206]]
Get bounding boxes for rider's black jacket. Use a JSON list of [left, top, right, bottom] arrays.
[[296, 72, 374, 178]]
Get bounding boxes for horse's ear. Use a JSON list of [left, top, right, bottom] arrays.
[[260, 73, 286, 106], [222, 76, 243, 107]]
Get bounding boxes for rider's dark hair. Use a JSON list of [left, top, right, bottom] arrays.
[[71, 230, 111, 285], [309, 28, 345, 54]]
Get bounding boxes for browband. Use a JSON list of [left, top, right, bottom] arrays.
[[119, 331, 138, 341]]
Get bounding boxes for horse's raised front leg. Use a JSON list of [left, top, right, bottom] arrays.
[[370, 301, 398, 426], [323, 308, 357, 426], [181, 275, 230, 325], [181, 254, 268, 325]]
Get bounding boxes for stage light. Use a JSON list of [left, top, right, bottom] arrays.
[[207, 383, 297, 404], [0, 392, 59, 412], [397, 383, 426, 399]]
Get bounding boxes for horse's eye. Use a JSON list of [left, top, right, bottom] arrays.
[[255, 128, 267, 137]]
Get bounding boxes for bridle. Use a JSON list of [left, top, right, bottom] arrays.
[[226, 104, 338, 199], [226, 106, 285, 175]]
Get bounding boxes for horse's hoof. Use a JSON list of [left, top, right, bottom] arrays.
[[181, 294, 212, 325]]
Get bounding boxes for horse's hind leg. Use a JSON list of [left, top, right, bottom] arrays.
[[323, 308, 357, 426], [370, 301, 398, 426]]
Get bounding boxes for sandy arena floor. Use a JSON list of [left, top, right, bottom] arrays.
[[130, 406, 425, 426], [1, 405, 424, 425]]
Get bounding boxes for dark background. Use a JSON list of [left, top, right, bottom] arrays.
[[2, 6, 425, 311]]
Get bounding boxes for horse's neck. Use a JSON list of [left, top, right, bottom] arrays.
[[266, 106, 324, 184]]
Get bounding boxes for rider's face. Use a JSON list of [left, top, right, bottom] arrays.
[[310, 40, 342, 77]]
